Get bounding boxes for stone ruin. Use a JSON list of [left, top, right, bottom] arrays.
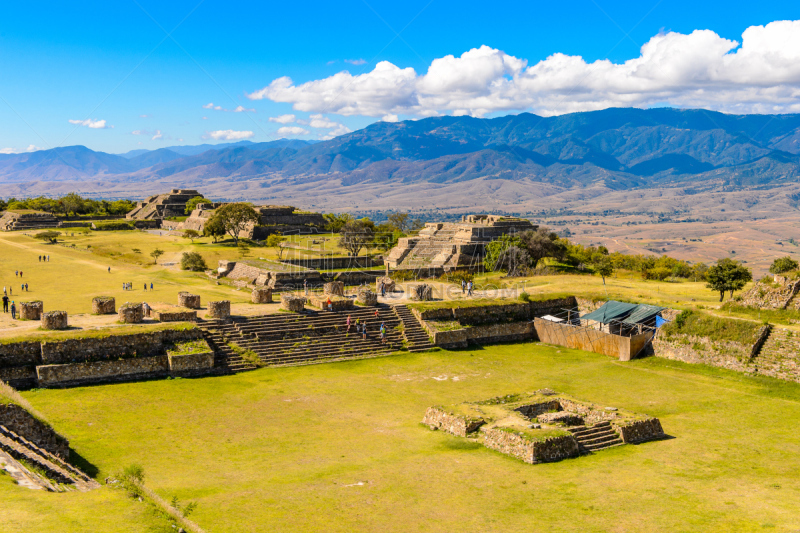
[[180, 203, 326, 239], [386, 214, 536, 271], [251, 287, 273, 304], [19, 301, 43, 320], [323, 281, 345, 297], [118, 303, 144, 324], [738, 274, 800, 310], [92, 296, 116, 315], [423, 390, 664, 464], [126, 189, 204, 220], [0, 211, 60, 232], [178, 292, 201, 309], [357, 287, 378, 306], [207, 300, 231, 319], [376, 276, 395, 293], [281, 294, 306, 313], [409, 284, 433, 301], [41, 311, 68, 330]]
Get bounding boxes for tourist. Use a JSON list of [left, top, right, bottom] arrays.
[[346, 315, 352, 334], [380, 281, 386, 297], [144, 283, 147, 292], [19, 271, 22, 278], [38, 255, 41, 262], [304, 279, 308, 296], [10, 302, 15, 319], [462, 280, 466, 294], [327, 297, 333, 312], [108, 267, 111, 273], [15, 271, 18, 277], [2, 286, 5, 295], [47, 255, 49, 262], [467, 280, 473, 296], [362, 323, 367, 340], [150, 282, 153, 290], [2, 294, 8, 313], [24, 283, 28, 292], [21, 284, 24, 293], [374, 308, 380, 320], [143, 302, 150, 317], [380, 322, 386, 344]]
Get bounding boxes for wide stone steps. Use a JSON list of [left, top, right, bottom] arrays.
[[568, 422, 623, 452], [393, 304, 436, 352], [0, 425, 99, 491], [747, 328, 800, 383]]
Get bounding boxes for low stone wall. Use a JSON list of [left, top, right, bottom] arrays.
[[614, 418, 665, 444], [178, 292, 201, 309], [424, 320, 534, 348], [167, 352, 214, 377], [281, 255, 383, 270], [208, 300, 230, 319], [323, 281, 345, 297], [41, 311, 67, 330], [481, 427, 579, 464], [310, 295, 354, 312], [652, 332, 752, 373], [281, 294, 306, 312], [0, 366, 38, 389], [154, 309, 197, 322], [357, 288, 378, 306], [422, 407, 484, 436], [0, 403, 70, 459], [514, 400, 562, 419], [416, 297, 577, 324], [92, 297, 116, 315], [251, 287, 273, 303], [533, 318, 652, 361], [118, 303, 144, 323], [37, 356, 170, 387], [0, 341, 41, 368], [19, 301, 43, 320]]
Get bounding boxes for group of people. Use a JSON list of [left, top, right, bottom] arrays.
[[461, 279, 474, 296], [345, 311, 388, 344], [122, 282, 154, 291], [38, 255, 49, 262], [2, 291, 15, 318]]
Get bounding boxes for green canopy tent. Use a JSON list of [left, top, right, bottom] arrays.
[[581, 301, 639, 324], [621, 303, 665, 326]]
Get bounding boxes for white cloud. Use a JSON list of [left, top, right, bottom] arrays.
[[140, 114, 151, 118], [269, 114, 297, 124], [0, 147, 15, 154], [246, 20, 800, 117], [308, 114, 341, 129], [204, 102, 255, 113], [233, 105, 255, 113], [345, 58, 367, 65], [69, 118, 112, 129], [152, 130, 163, 141], [202, 116, 208, 120], [1, 145, 43, 154], [131, 130, 148, 135], [203, 102, 222, 110], [277, 126, 309, 136], [202, 130, 254, 140], [25, 144, 42, 152], [381, 114, 399, 122]]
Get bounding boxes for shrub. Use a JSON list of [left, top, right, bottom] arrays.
[[34, 230, 60, 243], [180, 252, 207, 271], [93, 220, 135, 231], [265, 233, 285, 247], [518, 291, 531, 302]]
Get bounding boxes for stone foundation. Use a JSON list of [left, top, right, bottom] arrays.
[[614, 418, 665, 444], [178, 292, 201, 309], [281, 294, 306, 313], [323, 281, 345, 297], [357, 288, 378, 306], [310, 295, 354, 312], [409, 284, 433, 301], [422, 407, 485, 437], [118, 303, 144, 324], [154, 309, 197, 322], [481, 427, 580, 464], [19, 301, 43, 320], [251, 287, 273, 304], [91, 296, 116, 315], [208, 300, 231, 319], [41, 311, 67, 330], [537, 411, 584, 426]]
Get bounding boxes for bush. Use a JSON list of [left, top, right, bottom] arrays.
[[265, 233, 285, 247], [769, 256, 799, 275], [34, 230, 60, 243], [518, 291, 531, 302], [180, 252, 207, 272], [93, 220, 134, 231]]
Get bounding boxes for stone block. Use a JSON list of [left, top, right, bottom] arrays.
[[323, 281, 344, 297], [409, 284, 433, 301], [168, 351, 214, 377], [357, 287, 378, 306], [251, 287, 273, 304], [41, 311, 67, 330], [207, 300, 231, 319], [281, 293, 306, 313], [118, 303, 144, 324], [178, 292, 201, 309], [154, 309, 197, 322], [91, 296, 116, 315], [19, 301, 43, 320], [376, 276, 395, 293], [310, 295, 353, 312], [537, 411, 584, 426]]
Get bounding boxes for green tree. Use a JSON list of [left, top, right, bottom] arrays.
[[483, 235, 522, 272], [34, 230, 60, 243], [182, 229, 200, 243], [769, 256, 799, 275], [592, 255, 614, 285], [265, 233, 285, 247], [150, 248, 164, 264], [180, 252, 207, 271], [646, 266, 672, 281], [519, 228, 567, 268], [209, 203, 260, 245], [338, 219, 374, 256], [202, 215, 226, 243], [691, 262, 709, 282], [705, 258, 752, 301], [184, 196, 212, 214], [61, 192, 85, 216], [323, 213, 353, 233]]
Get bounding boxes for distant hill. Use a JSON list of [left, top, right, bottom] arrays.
[[5, 108, 800, 214]]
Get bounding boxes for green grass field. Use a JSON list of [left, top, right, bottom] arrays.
[[5, 343, 800, 532]]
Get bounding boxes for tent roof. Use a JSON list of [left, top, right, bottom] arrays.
[[621, 304, 665, 325], [581, 301, 638, 324]]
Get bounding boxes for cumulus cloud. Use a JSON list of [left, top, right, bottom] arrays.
[[0, 147, 15, 154], [305, 114, 351, 139], [69, 118, 112, 129], [151, 130, 163, 141], [0, 145, 43, 154], [381, 114, 399, 122], [246, 20, 800, 117], [203, 102, 222, 110], [345, 58, 367, 65], [269, 114, 296, 124], [202, 130, 255, 140], [204, 102, 255, 113], [277, 126, 310, 136]]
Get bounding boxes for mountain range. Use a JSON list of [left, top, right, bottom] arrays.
[[4, 107, 800, 215]]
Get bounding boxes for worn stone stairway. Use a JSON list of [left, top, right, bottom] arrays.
[[393, 304, 436, 352], [567, 422, 624, 452], [199, 318, 257, 373], [0, 425, 99, 492], [747, 327, 800, 383]]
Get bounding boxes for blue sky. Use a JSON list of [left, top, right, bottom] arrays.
[[2, 0, 800, 154]]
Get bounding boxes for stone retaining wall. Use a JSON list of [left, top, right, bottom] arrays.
[[0, 341, 41, 367], [421, 407, 484, 436], [481, 427, 579, 464], [153, 309, 197, 322], [281, 255, 383, 270], [168, 352, 214, 377], [0, 403, 70, 459], [652, 332, 752, 373], [613, 418, 665, 444], [37, 356, 170, 387], [0, 366, 38, 389]]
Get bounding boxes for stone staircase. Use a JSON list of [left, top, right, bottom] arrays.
[[0, 425, 99, 492], [393, 304, 436, 352], [567, 422, 624, 452], [198, 305, 435, 370], [747, 327, 800, 383]]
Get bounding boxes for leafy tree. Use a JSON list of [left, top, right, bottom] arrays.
[[108, 199, 136, 215], [518, 228, 566, 268], [769, 256, 799, 275], [185, 196, 212, 214], [691, 262, 709, 282], [34, 230, 60, 243], [61, 192, 85, 216], [705, 258, 752, 301], [323, 213, 353, 233], [182, 229, 200, 243], [483, 235, 522, 272], [0, 198, 7, 211], [202, 215, 226, 243], [592, 255, 614, 285], [208, 203, 260, 245], [338, 219, 374, 256], [265, 233, 285, 247], [180, 252, 207, 271], [495, 245, 531, 276], [150, 248, 164, 264], [386, 212, 423, 233], [646, 266, 672, 281]]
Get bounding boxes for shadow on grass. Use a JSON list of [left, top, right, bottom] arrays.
[[69, 448, 99, 478]]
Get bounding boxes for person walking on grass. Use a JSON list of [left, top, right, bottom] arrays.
[[467, 280, 473, 297], [150, 282, 153, 290], [2, 294, 8, 313], [144, 283, 147, 292], [38, 255, 41, 262], [10, 302, 15, 319], [108, 267, 111, 273], [461, 279, 466, 294]]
